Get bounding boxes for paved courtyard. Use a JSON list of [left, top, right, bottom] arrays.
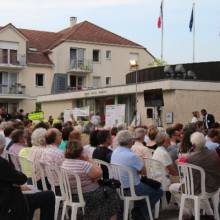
[[158, 210, 178, 220]]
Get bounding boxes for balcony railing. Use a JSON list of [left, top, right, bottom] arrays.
[[0, 83, 26, 95], [69, 59, 93, 72], [0, 54, 26, 67]]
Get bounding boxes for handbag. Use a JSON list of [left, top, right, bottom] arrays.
[[98, 178, 121, 189], [140, 176, 161, 190]]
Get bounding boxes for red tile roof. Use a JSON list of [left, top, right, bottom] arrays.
[[49, 21, 144, 49], [0, 21, 146, 65]]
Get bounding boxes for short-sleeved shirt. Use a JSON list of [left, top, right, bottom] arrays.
[[18, 147, 32, 178], [206, 139, 219, 150], [28, 146, 46, 181], [8, 143, 24, 156], [40, 145, 64, 185], [152, 146, 173, 167], [111, 146, 144, 188], [152, 146, 173, 189], [62, 159, 99, 193], [131, 141, 152, 160], [59, 140, 68, 151]]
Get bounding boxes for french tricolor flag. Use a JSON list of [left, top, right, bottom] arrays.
[[157, 0, 163, 29]]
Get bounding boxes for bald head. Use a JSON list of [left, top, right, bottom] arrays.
[[45, 128, 61, 146]]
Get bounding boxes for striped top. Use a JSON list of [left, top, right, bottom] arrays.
[[28, 146, 46, 181], [40, 145, 64, 185], [62, 159, 99, 193]]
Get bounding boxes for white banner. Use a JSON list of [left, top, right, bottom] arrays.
[[105, 104, 125, 127], [64, 106, 90, 122], [73, 106, 90, 117]]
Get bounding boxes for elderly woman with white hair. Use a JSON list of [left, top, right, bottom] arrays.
[[169, 132, 220, 219], [28, 128, 47, 186]]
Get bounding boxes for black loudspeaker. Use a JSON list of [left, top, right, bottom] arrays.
[[147, 108, 153, 118], [144, 89, 164, 107]]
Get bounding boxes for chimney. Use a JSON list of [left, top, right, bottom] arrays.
[[70, 17, 77, 27]]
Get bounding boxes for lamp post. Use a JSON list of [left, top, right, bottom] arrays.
[[129, 60, 139, 126]]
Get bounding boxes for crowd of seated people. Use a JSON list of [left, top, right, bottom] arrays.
[[0, 108, 219, 220]]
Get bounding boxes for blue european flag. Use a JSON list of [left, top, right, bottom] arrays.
[[189, 7, 194, 32]]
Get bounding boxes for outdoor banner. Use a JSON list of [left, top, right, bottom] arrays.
[[64, 106, 90, 122], [73, 106, 90, 118], [28, 111, 44, 121], [105, 104, 125, 127]]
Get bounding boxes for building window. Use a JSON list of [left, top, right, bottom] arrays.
[[129, 52, 139, 67], [93, 50, 100, 62], [106, 77, 111, 86], [92, 76, 101, 88], [106, 50, 111, 59], [76, 99, 84, 108], [69, 75, 85, 90], [36, 73, 44, 87]]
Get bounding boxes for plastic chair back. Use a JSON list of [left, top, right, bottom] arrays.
[[44, 164, 65, 196], [93, 158, 113, 179], [19, 156, 39, 187], [111, 163, 137, 198], [60, 168, 85, 206], [178, 163, 206, 196], [8, 152, 21, 171], [144, 158, 168, 190], [38, 162, 48, 191]]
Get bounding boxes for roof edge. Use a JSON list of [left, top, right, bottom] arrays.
[[0, 23, 28, 41]]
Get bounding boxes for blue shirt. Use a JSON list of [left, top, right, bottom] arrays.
[[206, 139, 219, 150], [111, 146, 144, 188]]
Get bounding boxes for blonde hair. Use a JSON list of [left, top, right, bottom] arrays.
[[148, 127, 159, 141]]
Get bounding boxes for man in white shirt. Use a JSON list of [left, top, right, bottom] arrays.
[[152, 132, 178, 189]]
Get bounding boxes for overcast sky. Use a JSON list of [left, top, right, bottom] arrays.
[[1, 0, 220, 64]]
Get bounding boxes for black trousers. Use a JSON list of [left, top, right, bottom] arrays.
[[25, 191, 55, 220]]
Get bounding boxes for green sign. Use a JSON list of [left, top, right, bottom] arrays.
[[28, 112, 44, 121]]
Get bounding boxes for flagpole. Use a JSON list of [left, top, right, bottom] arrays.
[[161, 0, 164, 61], [193, 2, 196, 63]]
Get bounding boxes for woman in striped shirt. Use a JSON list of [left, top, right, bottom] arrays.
[[62, 140, 121, 220]]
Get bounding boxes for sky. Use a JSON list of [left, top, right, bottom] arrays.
[[1, 0, 220, 64]]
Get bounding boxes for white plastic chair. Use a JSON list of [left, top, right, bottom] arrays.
[[178, 163, 220, 220], [44, 164, 66, 220], [1, 149, 9, 160], [111, 164, 154, 220], [144, 158, 169, 212], [37, 162, 49, 191], [93, 158, 113, 178], [7, 152, 21, 171], [60, 168, 85, 220]]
